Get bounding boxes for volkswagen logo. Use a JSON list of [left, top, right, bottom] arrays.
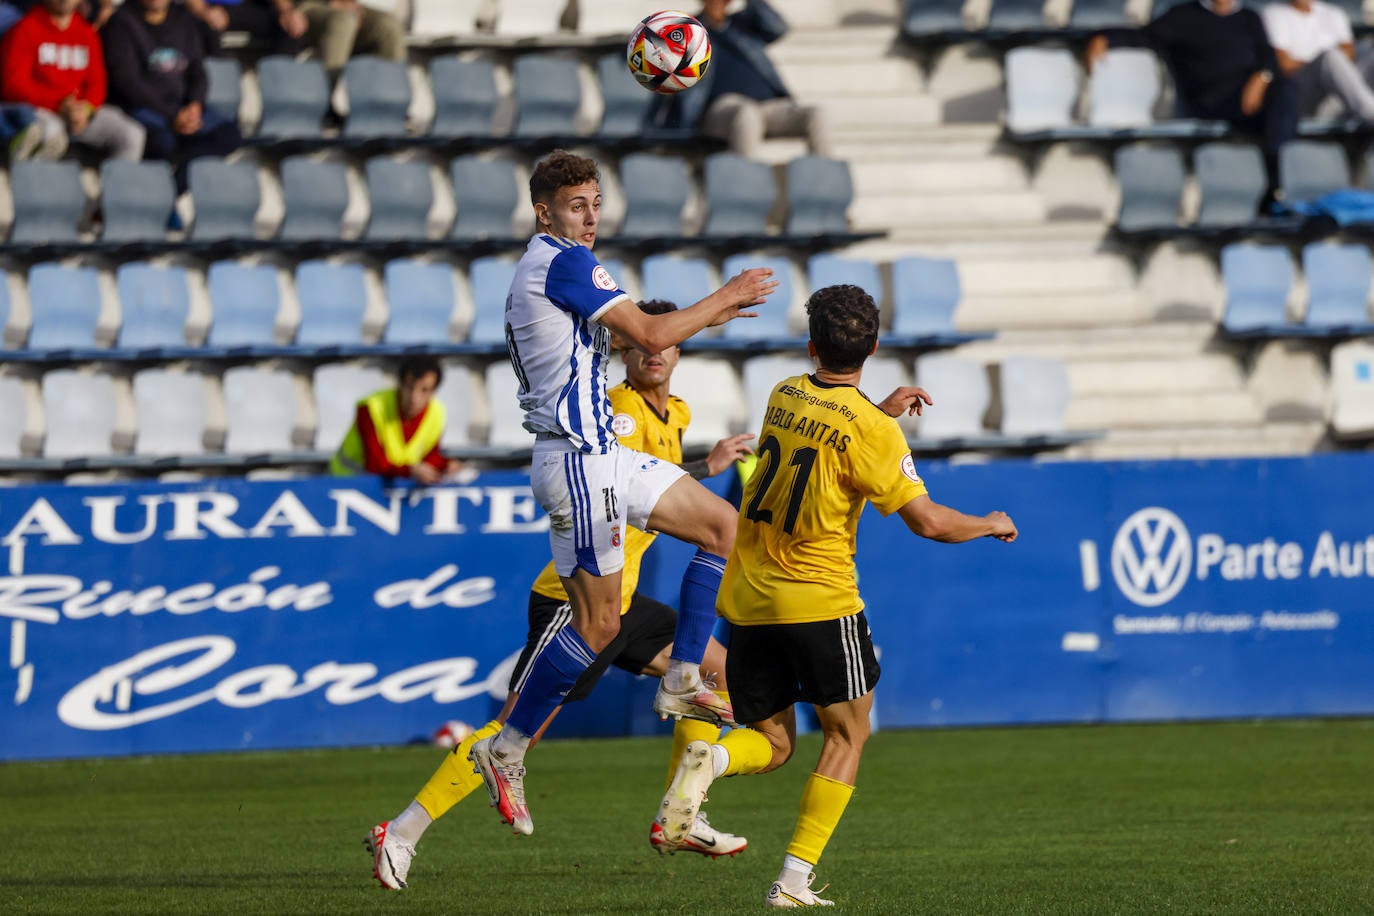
[[1111, 507, 1192, 607]]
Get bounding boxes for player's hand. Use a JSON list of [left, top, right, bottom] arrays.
[[203, 4, 230, 29], [877, 386, 932, 418], [710, 267, 778, 326], [1084, 34, 1108, 72], [280, 7, 308, 37], [706, 433, 754, 476], [985, 511, 1017, 543], [412, 462, 442, 485]]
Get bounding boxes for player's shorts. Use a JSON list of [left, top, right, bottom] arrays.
[[530, 438, 686, 578], [724, 612, 881, 724], [509, 591, 678, 703]]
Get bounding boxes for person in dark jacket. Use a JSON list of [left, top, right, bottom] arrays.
[[101, 0, 240, 191]]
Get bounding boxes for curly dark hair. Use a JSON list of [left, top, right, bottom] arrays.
[[806, 284, 879, 373], [638, 298, 678, 316], [529, 149, 602, 205]]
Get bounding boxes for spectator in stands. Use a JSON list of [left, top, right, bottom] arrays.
[[179, 0, 307, 57], [0, 0, 145, 161], [1263, 0, 1374, 122], [185, 0, 402, 74], [0, 0, 110, 35], [648, 0, 833, 159], [101, 0, 240, 192], [1087, 0, 1297, 201], [330, 356, 468, 484]]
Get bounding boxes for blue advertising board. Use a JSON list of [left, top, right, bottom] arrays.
[[1, 454, 1371, 761]]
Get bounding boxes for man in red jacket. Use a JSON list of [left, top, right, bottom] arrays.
[[0, 0, 144, 161]]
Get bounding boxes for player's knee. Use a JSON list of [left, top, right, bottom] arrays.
[[581, 613, 621, 651]]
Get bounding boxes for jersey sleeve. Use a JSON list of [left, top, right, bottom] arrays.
[[544, 245, 630, 322], [608, 385, 651, 452], [851, 416, 927, 515]]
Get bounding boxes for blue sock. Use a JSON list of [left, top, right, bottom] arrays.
[[672, 550, 726, 665], [506, 626, 595, 737]]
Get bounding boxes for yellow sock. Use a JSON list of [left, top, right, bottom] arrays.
[[786, 773, 854, 865], [716, 726, 772, 777], [414, 719, 502, 820], [666, 717, 720, 789]]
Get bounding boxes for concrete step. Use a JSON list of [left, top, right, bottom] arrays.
[[1066, 391, 1264, 430], [958, 255, 1135, 297], [815, 94, 942, 128], [779, 58, 925, 96], [1067, 357, 1245, 397], [851, 158, 1027, 195], [851, 191, 1047, 228], [772, 26, 901, 56], [956, 323, 1219, 363], [957, 291, 1147, 331], [1065, 423, 1329, 460]]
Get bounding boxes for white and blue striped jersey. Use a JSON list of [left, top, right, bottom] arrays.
[[505, 234, 631, 452]]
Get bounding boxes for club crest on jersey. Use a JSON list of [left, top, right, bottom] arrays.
[[592, 265, 617, 291], [611, 525, 622, 548], [612, 413, 636, 437], [900, 453, 923, 484]]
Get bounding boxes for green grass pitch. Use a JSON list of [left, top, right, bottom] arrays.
[[3, 720, 1372, 914]]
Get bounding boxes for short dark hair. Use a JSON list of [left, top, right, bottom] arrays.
[[529, 150, 601, 205], [638, 299, 678, 316], [806, 284, 879, 373], [398, 355, 443, 386]]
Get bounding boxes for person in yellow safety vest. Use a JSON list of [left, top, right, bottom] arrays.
[[330, 355, 467, 484]]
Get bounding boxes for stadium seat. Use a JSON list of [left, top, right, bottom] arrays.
[[617, 153, 690, 240], [1220, 244, 1294, 335], [43, 370, 118, 458], [741, 354, 813, 436], [785, 156, 853, 236], [1068, 0, 1133, 30], [10, 161, 85, 244], [512, 54, 581, 138], [597, 51, 651, 137], [468, 256, 517, 344], [133, 368, 208, 456], [1004, 47, 1079, 135], [204, 57, 242, 125], [255, 56, 330, 139], [493, 1, 566, 37], [116, 263, 190, 350], [1088, 49, 1160, 128], [901, 0, 966, 40], [365, 157, 433, 241], [27, 263, 102, 352], [806, 253, 883, 308], [100, 160, 176, 243], [279, 157, 349, 241], [295, 261, 368, 347], [1329, 339, 1374, 438], [890, 255, 961, 338], [189, 158, 260, 242], [206, 262, 281, 349], [1279, 141, 1350, 203], [1302, 243, 1374, 331], [450, 156, 519, 240], [222, 366, 298, 453], [312, 363, 391, 450], [429, 57, 499, 137], [384, 260, 457, 345], [483, 361, 529, 448], [640, 254, 714, 307], [577, 0, 663, 35], [1114, 144, 1185, 232], [433, 361, 475, 449], [702, 153, 775, 238], [410, 0, 485, 40], [1195, 143, 1267, 228], [987, 0, 1048, 31], [0, 376, 28, 457], [997, 356, 1071, 436], [669, 356, 744, 447], [859, 355, 913, 428], [913, 354, 989, 440], [1151, 0, 1194, 14], [343, 56, 412, 139], [719, 253, 794, 341]]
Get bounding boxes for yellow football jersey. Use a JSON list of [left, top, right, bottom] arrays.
[[530, 381, 690, 609], [721, 374, 928, 626]]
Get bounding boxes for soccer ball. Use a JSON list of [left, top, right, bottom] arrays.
[[626, 10, 712, 94], [430, 720, 474, 748]]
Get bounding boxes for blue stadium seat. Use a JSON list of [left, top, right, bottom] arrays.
[[719, 253, 794, 341], [429, 56, 499, 137], [206, 262, 281, 349], [1004, 47, 1078, 135], [313, 363, 392, 450], [189, 157, 260, 242], [902, 0, 966, 40], [1195, 143, 1267, 228], [204, 56, 242, 125], [640, 254, 714, 307], [891, 255, 963, 340], [384, 259, 456, 345], [256, 56, 330, 139], [450, 156, 519, 240], [987, 0, 1048, 32], [998, 356, 1071, 437], [597, 51, 650, 137], [100, 160, 176, 243], [28, 263, 101, 351], [785, 156, 853, 236], [913, 354, 989, 441], [513, 54, 581, 138], [1220, 244, 1294, 335], [365, 157, 432, 241], [702, 153, 775, 238], [1279, 141, 1350, 203], [468, 256, 517, 344], [42, 370, 117, 458], [116, 263, 190, 351], [1114, 144, 1185, 232], [10, 161, 85, 244], [295, 261, 368, 347], [806, 253, 882, 308], [1068, 0, 1132, 29], [1330, 339, 1374, 438], [223, 366, 299, 454], [1088, 49, 1160, 128], [344, 56, 412, 139], [1302, 243, 1374, 331], [279, 157, 349, 241], [134, 368, 208, 456], [617, 153, 690, 240]]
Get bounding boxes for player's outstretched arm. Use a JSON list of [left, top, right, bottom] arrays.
[[599, 268, 776, 353], [897, 495, 1018, 544]]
